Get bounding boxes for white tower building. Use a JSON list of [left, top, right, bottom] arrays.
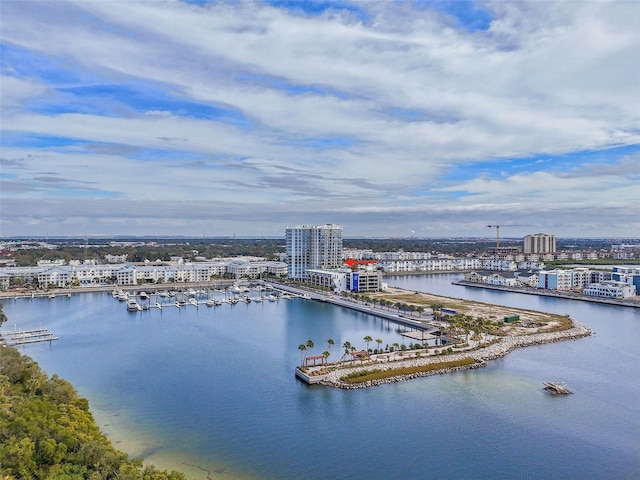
[[285, 224, 343, 280]]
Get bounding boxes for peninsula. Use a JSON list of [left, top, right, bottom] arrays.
[[295, 287, 592, 389]]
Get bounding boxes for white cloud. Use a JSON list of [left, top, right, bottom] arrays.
[[1, 0, 639, 236]]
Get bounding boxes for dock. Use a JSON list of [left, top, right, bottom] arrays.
[[2, 327, 59, 346], [543, 381, 573, 394]]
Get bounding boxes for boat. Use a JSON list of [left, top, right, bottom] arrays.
[[158, 291, 169, 298], [48, 294, 56, 299], [189, 298, 199, 307], [206, 299, 216, 307], [127, 299, 141, 312], [139, 291, 149, 300]]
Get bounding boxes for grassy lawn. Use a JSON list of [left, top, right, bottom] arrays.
[[341, 357, 477, 384]]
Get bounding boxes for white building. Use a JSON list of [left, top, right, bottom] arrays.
[[306, 269, 348, 292], [285, 224, 343, 280], [583, 281, 635, 298], [537, 269, 573, 290]]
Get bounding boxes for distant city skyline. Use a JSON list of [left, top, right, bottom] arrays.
[[1, 1, 639, 238]]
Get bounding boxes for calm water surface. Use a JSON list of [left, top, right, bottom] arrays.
[[3, 275, 639, 480]]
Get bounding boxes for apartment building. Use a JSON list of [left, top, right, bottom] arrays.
[[285, 224, 343, 280], [524, 233, 557, 254]]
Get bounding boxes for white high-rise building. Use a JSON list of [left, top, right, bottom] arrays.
[[285, 224, 343, 280], [524, 233, 557, 254]]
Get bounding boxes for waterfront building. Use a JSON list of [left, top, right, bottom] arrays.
[[524, 233, 557, 254], [583, 281, 636, 298], [612, 266, 640, 292], [305, 269, 348, 292], [285, 224, 343, 280], [347, 266, 383, 293], [486, 272, 518, 287], [0, 259, 287, 289], [537, 269, 573, 291]]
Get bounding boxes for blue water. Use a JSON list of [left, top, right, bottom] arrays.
[[2, 275, 639, 480]]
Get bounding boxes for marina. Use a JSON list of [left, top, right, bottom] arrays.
[[111, 283, 304, 311], [1, 326, 59, 346]]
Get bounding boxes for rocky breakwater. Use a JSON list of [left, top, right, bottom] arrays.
[[319, 318, 591, 390]]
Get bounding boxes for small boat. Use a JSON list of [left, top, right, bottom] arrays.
[[189, 298, 199, 307], [206, 299, 216, 307], [139, 291, 149, 300], [48, 294, 56, 299], [158, 291, 169, 298], [127, 299, 141, 312]]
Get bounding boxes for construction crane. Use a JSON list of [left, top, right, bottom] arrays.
[[487, 225, 527, 249]]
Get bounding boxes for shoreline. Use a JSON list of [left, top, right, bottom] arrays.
[[454, 280, 640, 308], [311, 317, 591, 389]]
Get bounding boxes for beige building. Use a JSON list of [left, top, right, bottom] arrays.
[[524, 233, 557, 254]]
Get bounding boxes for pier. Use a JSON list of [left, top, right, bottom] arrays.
[[2, 327, 59, 346]]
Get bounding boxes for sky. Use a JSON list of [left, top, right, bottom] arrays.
[[1, 0, 639, 239]]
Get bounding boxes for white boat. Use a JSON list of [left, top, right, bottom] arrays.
[[206, 299, 216, 307], [189, 298, 199, 307], [138, 291, 149, 300], [186, 288, 197, 297], [48, 294, 56, 299], [158, 291, 169, 298], [127, 299, 141, 311]]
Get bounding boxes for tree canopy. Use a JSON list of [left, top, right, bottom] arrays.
[[0, 345, 186, 480]]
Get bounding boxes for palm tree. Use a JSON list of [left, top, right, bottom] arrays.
[[363, 335, 373, 351], [375, 338, 383, 353], [298, 344, 307, 367], [322, 350, 330, 364], [306, 339, 314, 355], [342, 341, 352, 360], [430, 302, 444, 320], [327, 338, 335, 350]]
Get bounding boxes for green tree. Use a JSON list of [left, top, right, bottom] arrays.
[[363, 335, 373, 351], [327, 338, 335, 350], [322, 350, 330, 364], [375, 338, 383, 353], [0, 303, 7, 328], [298, 344, 307, 366], [341, 341, 352, 360]]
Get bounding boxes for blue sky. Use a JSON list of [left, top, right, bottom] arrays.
[[1, 0, 639, 238]]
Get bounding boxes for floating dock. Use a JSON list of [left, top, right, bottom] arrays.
[[2, 327, 59, 346]]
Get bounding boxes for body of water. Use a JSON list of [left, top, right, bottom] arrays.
[[2, 275, 639, 479]]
